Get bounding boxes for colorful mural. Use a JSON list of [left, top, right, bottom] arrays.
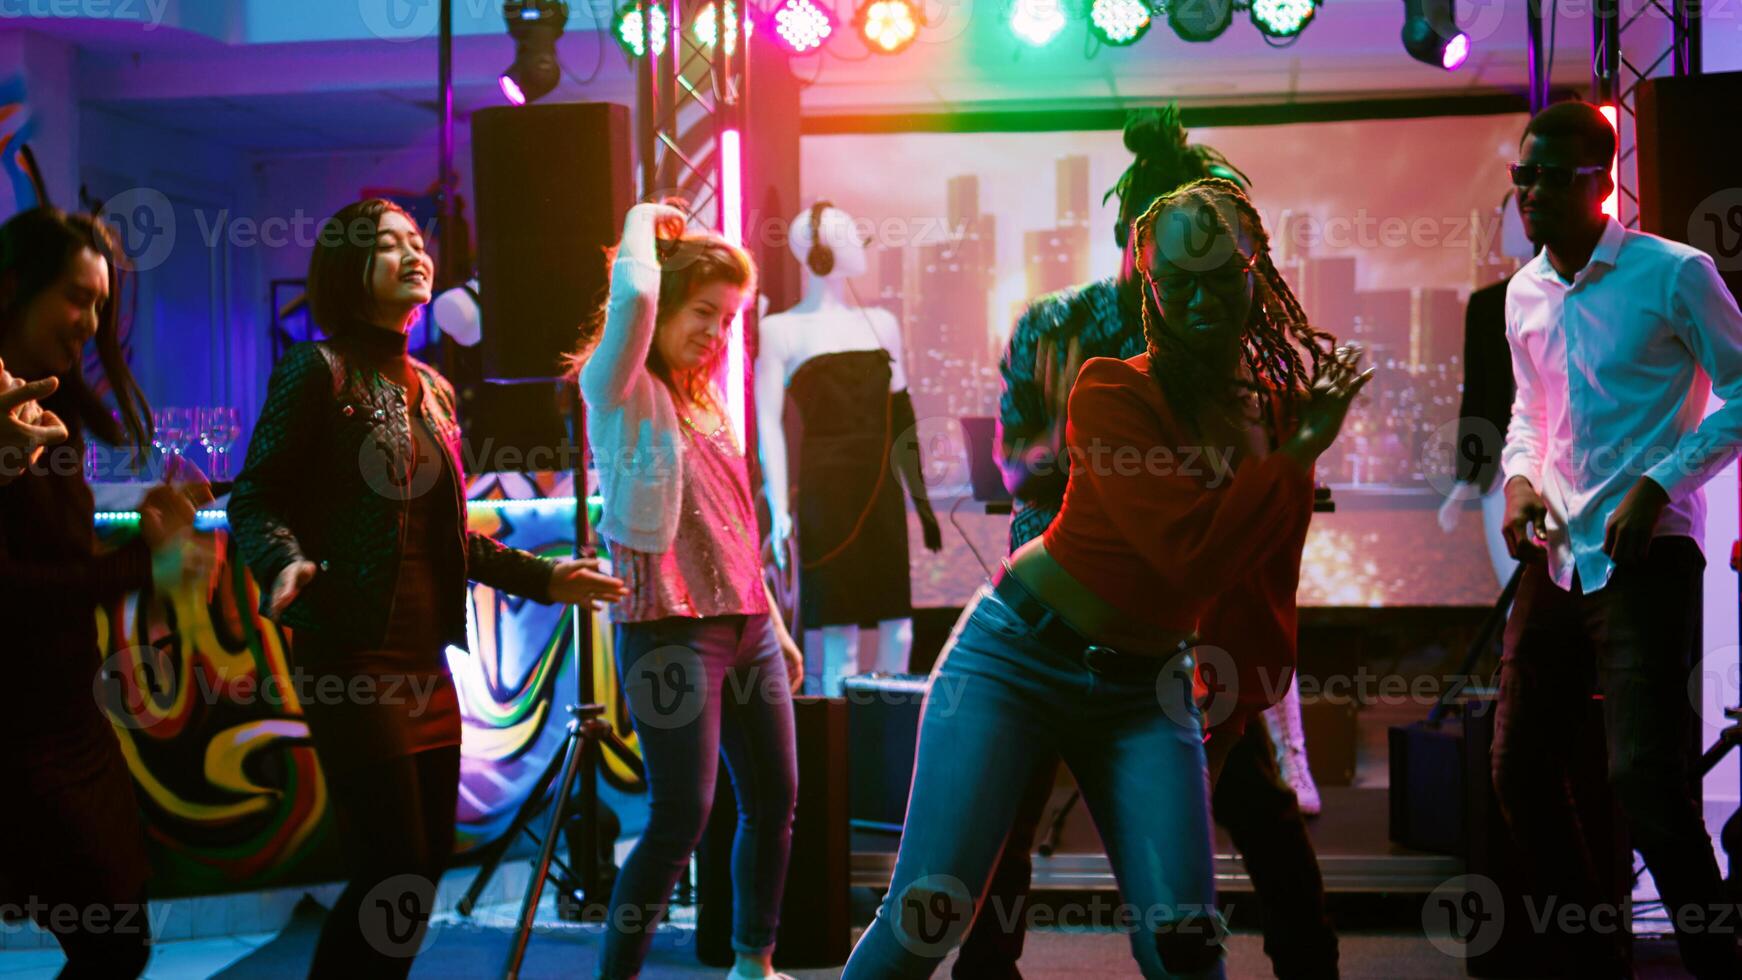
[[0, 75, 43, 217], [94, 473, 646, 899]]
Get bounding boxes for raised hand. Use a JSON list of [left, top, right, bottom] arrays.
[[1284, 344, 1374, 466]]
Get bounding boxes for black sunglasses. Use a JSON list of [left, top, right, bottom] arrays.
[[1508, 162, 1607, 189]]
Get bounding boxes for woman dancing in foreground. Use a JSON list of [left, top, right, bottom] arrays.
[[841, 178, 1370, 979]]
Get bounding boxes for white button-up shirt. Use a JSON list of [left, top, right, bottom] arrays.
[[1501, 218, 1742, 593]]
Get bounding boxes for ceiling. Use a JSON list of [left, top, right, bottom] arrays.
[[47, 0, 1608, 152]]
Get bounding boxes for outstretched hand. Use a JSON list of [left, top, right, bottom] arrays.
[[0, 360, 67, 484], [548, 557, 629, 610]]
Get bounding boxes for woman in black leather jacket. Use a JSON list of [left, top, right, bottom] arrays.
[[230, 198, 626, 979]]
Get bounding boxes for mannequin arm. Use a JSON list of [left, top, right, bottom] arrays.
[[754, 339, 791, 532]]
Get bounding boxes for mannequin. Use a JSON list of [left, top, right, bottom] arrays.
[[756, 202, 941, 695], [1438, 192, 1536, 587]]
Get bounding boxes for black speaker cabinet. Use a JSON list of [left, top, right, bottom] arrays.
[[471, 102, 634, 381], [1636, 71, 1742, 302], [1460, 693, 1628, 978], [844, 672, 928, 833]]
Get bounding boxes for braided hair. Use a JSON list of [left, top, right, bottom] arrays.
[[1105, 105, 1250, 250], [1133, 178, 1335, 440]]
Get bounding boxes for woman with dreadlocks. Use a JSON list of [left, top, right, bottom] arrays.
[[841, 178, 1368, 980]]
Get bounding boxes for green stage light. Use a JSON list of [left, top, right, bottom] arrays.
[[1251, 0, 1316, 37], [1089, 0, 1152, 45], [613, 1, 668, 58], [1010, 0, 1068, 46]]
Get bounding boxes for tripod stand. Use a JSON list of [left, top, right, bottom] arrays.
[[450, 385, 645, 979]]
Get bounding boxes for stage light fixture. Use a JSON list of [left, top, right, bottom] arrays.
[[1010, 0, 1067, 46], [857, 0, 920, 53], [694, 1, 742, 53], [1251, 0, 1315, 38], [1088, 0, 1151, 45], [1166, 0, 1232, 42], [613, 0, 669, 58], [500, 0, 569, 105], [771, 0, 835, 53], [1401, 0, 1469, 70]]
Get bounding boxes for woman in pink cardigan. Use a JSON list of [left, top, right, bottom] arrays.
[[577, 201, 804, 980]]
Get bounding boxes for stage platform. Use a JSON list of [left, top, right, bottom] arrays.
[[852, 786, 1461, 895]]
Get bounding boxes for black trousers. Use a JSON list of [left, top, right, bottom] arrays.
[[1492, 536, 1737, 979], [31, 895, 152, 980], [309, 746, 461, 980], [952, 716, 1338, 979]]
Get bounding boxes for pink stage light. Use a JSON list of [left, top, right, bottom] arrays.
[[499, 74, 527, 105], [1441, 32, 1469, 70], [771, 0, 834, 53], [1599, 104, 1619, 219], [722, 127, 746, 435]]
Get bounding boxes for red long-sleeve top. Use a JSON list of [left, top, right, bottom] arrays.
[[1041, 355, 1315, 733]]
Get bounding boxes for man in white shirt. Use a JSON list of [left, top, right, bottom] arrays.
[[1494, 100, 1742, 979]]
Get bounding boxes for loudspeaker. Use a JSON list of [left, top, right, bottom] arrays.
[[1636, 71, 1742, 301], [696, 695, 851, 968], [1461, 692, 1628, 978], [1388, 717, 1465, 855], [844, 673, 928, 833], [472, 102, 634, 381]]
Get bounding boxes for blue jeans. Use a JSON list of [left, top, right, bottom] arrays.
[[842, 587, 1226, 980], [598, 614, 799, 980]]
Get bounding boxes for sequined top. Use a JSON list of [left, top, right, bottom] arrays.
[[608, 418, 770, 623]]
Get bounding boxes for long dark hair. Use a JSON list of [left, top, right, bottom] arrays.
[[0, 207, 152, 462], [307, 198, 420, 339], [1105, 105, 1249, 250], [1133, 178, 1334, 440]]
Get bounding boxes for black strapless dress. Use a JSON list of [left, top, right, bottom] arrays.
[[788, 348, 913, 628]]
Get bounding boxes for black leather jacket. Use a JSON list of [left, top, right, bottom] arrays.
[[230, 341, 553, 649]]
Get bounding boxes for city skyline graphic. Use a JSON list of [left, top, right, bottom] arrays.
[[801, 114, 1530, 606]]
